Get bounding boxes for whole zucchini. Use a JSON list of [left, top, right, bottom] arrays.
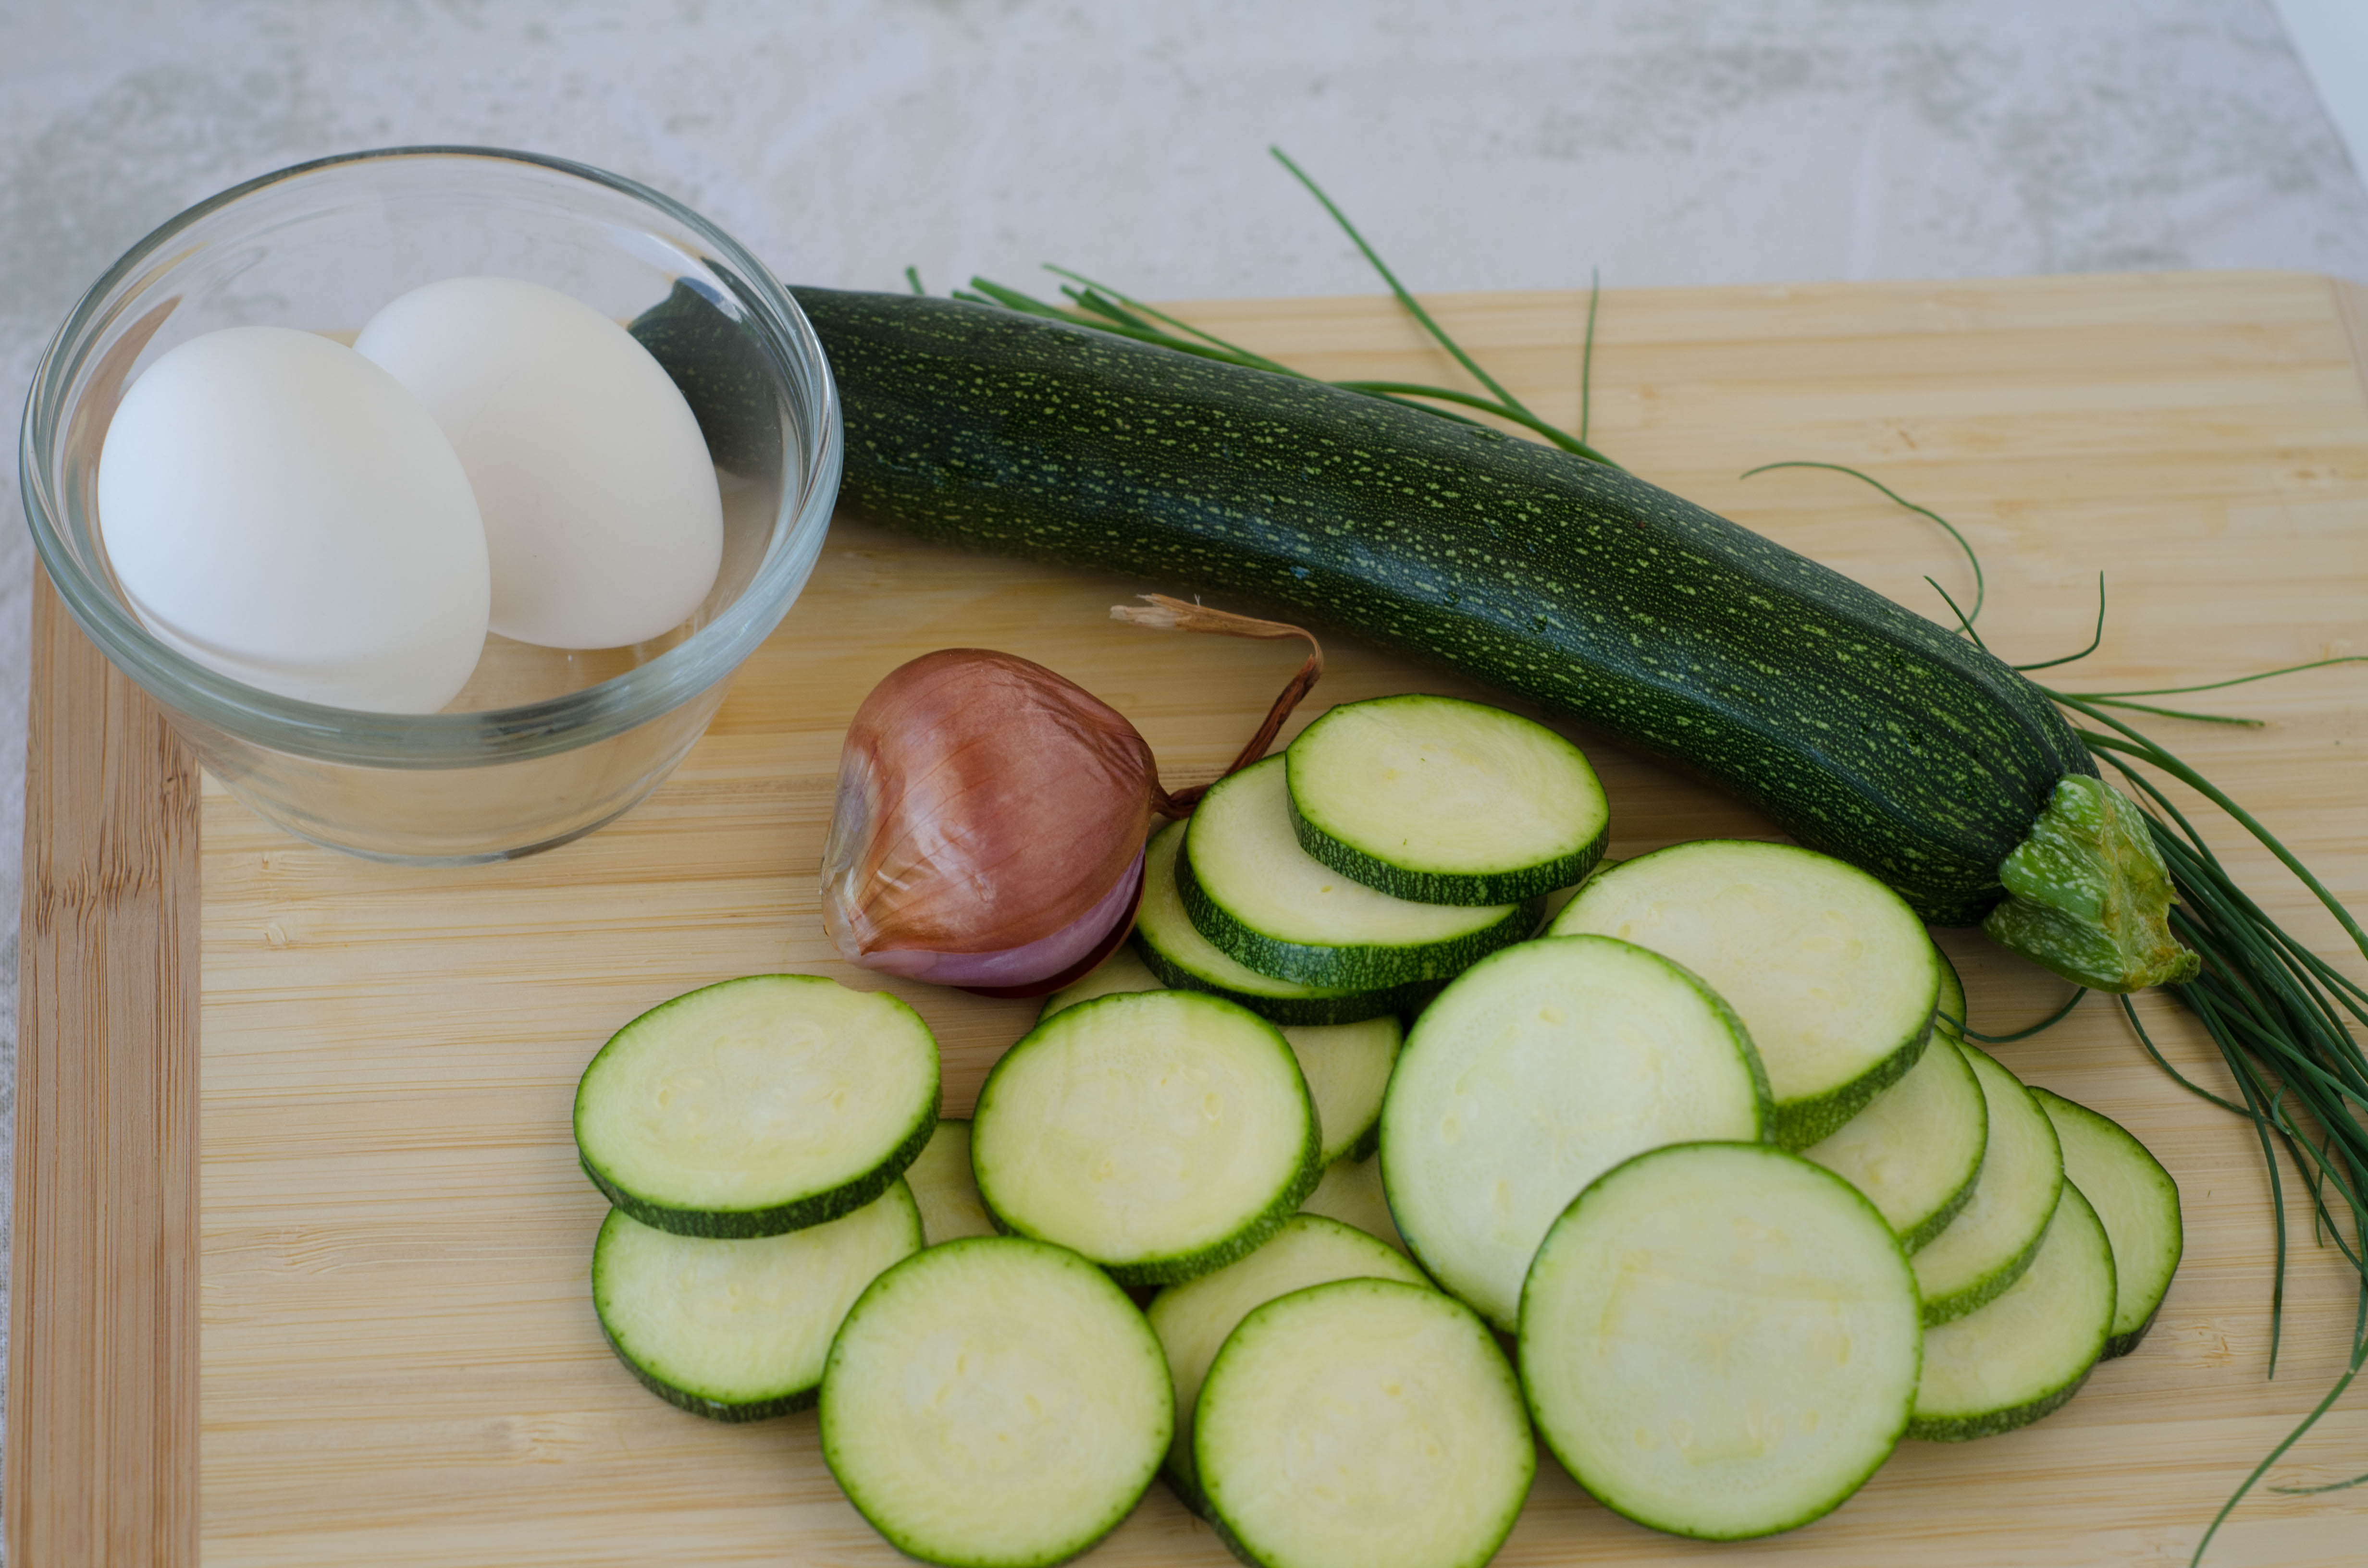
[[652, 285, 2190, 990]]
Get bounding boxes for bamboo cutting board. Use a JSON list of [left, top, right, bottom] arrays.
[[14, 270, 2368, 1567]]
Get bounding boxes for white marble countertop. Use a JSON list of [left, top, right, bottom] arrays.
[[3, 0, 2364, 1542]]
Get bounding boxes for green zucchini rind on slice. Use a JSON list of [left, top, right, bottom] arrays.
[[1520, 1142, 1921, 1541], [1197, 1279, 1533, 1568], [1147, 1214, 1429, 1511], [1182, 759, 1538, 990], [1912, 1045, 2065, 1326], [1284, 694, 1609, 906], [1299, 1152, 1408, 1256], [1802, 1023, 1988, 1253], [592, 1180, 920, 1422], [575, 974, 939, 1238], [1549, 840, 1940, 1148], [904, 1119, 996, 1247], [820, 1236, 1171, 1568], [973, 990, 1321, 1287], [2033, 1088, 2183, 1357], [1909, 1181, 2115, 1441], [1136, 821, 1435, 1025], [1381, 935, 1770, 1331]]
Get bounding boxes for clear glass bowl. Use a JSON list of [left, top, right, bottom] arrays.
[[20, 146, 841, 862]]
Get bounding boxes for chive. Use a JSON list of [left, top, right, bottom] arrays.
[[2013, 574, 2108, 672], [1960, 986, 2087, 1044]]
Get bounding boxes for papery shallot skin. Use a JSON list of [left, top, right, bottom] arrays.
[[820, 649, 1159, 980]]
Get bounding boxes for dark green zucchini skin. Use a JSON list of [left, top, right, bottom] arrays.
[[793, 288, 2097, 926]]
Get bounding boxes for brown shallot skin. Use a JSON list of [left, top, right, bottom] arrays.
[[821, 649, 1161, 966]]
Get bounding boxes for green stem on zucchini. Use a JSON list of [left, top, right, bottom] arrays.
[[1982, 776, 2201, 992]]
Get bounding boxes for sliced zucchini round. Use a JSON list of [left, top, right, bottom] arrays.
[[1520, 1142, 1921, 1541], [1299, 1152, 1407, 1256], [904, 1119, 995, 1247], [2033, 1088, 2182, 1357], [1381, 935, 1770, 1331], [592, 1180, 920, 1421], [1147, 1214, 1430, 1509], [574, 974, 939, 1237], [1038, 941, 1399, 1167], [1197, 1278, 1533, 1568], [1548, 840, 1940, 1147], [1912, 1044, 2062, 1324], [1285, 1016, 1400, 1165], [1137, 821, 1434, 1025], [1038, 943, 1162, 1019], [820, 1236, 1171, 1568], [1910, 1181, 2115, 1440], [1802, 1027, 1987, 1253], [1284, 694, 1609, 906], [1181, 758, 1537, 990], [973, 990, 1320, 1286]]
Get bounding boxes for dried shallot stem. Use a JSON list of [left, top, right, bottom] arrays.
[[1111, 594, 1325, 814]]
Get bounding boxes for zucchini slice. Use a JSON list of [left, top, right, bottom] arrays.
[[1912, 1045, 2064, 1325], [1549, 840, 1939, 1147], [1802, 1026, 1987, 1253], [1381, 935, 1770, 1330], [1299, 1152, 1407, 1255], [592, 1180, 920, 1421], [820, 1236, 1171, 1568], [1137, 821, 1433, 1025], [1181, 759, 1537, 990], [1284, 694, 1608, 906], [1196, 1279, 1533, 1568], [1038, 943, 1163, 1017], [2033, 1088, 2183, 1357], [1519, 1142, 1921, 1541], [574, 974, 939, 1238], [972, 990, 1320, 1286], [1910, 1181, 2115, 1440], [1039, 944, 1399, 1168], [1147, 1214, 1429, 1509], [905, 1119, 995, 1247]]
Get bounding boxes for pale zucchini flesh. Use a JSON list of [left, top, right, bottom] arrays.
[[1137, 821, 1432, 1024], [1519, 1142, 1922, 1541], [592, 1180, 920, 1421], [1912, 1045, 2064, 1325], [1196, 1279, 1534, 1568], [2033, 1088, 2183, 1357], [1549, 840, 1939, 1147], [1284, 694, 1609, 906], [1146, 1214, 1428, 1509], [1299, 1152, 1408, 1256], [1910, 1181, 2115, 1440], [972, 990, 1320, 1286], [1802, 1026, 1987, 1253], [1182, 758, 1537, 989], [820, 1236, 1171, 1568], [1040, 942, 1401, 1166], [574, 974, 940, 1237], [905, 1119, 996, 1247], [1381, 934, 1770, 1331]]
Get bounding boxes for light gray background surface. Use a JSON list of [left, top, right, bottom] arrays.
[[2, 0, 2364, 1541]]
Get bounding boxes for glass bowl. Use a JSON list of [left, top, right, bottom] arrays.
[[19, 146, 840, 862]]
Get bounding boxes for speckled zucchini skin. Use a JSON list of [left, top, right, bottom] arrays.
[[797, 288, 2099, 927]]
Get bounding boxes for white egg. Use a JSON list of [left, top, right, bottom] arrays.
[[354, 276, 725, 650], [97, 326, 492, 714]]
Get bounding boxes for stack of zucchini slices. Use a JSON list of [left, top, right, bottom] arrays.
[[571, 695, 2189, 1566]]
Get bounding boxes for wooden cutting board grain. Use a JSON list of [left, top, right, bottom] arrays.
[[16, 270, 2368, 1567]]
